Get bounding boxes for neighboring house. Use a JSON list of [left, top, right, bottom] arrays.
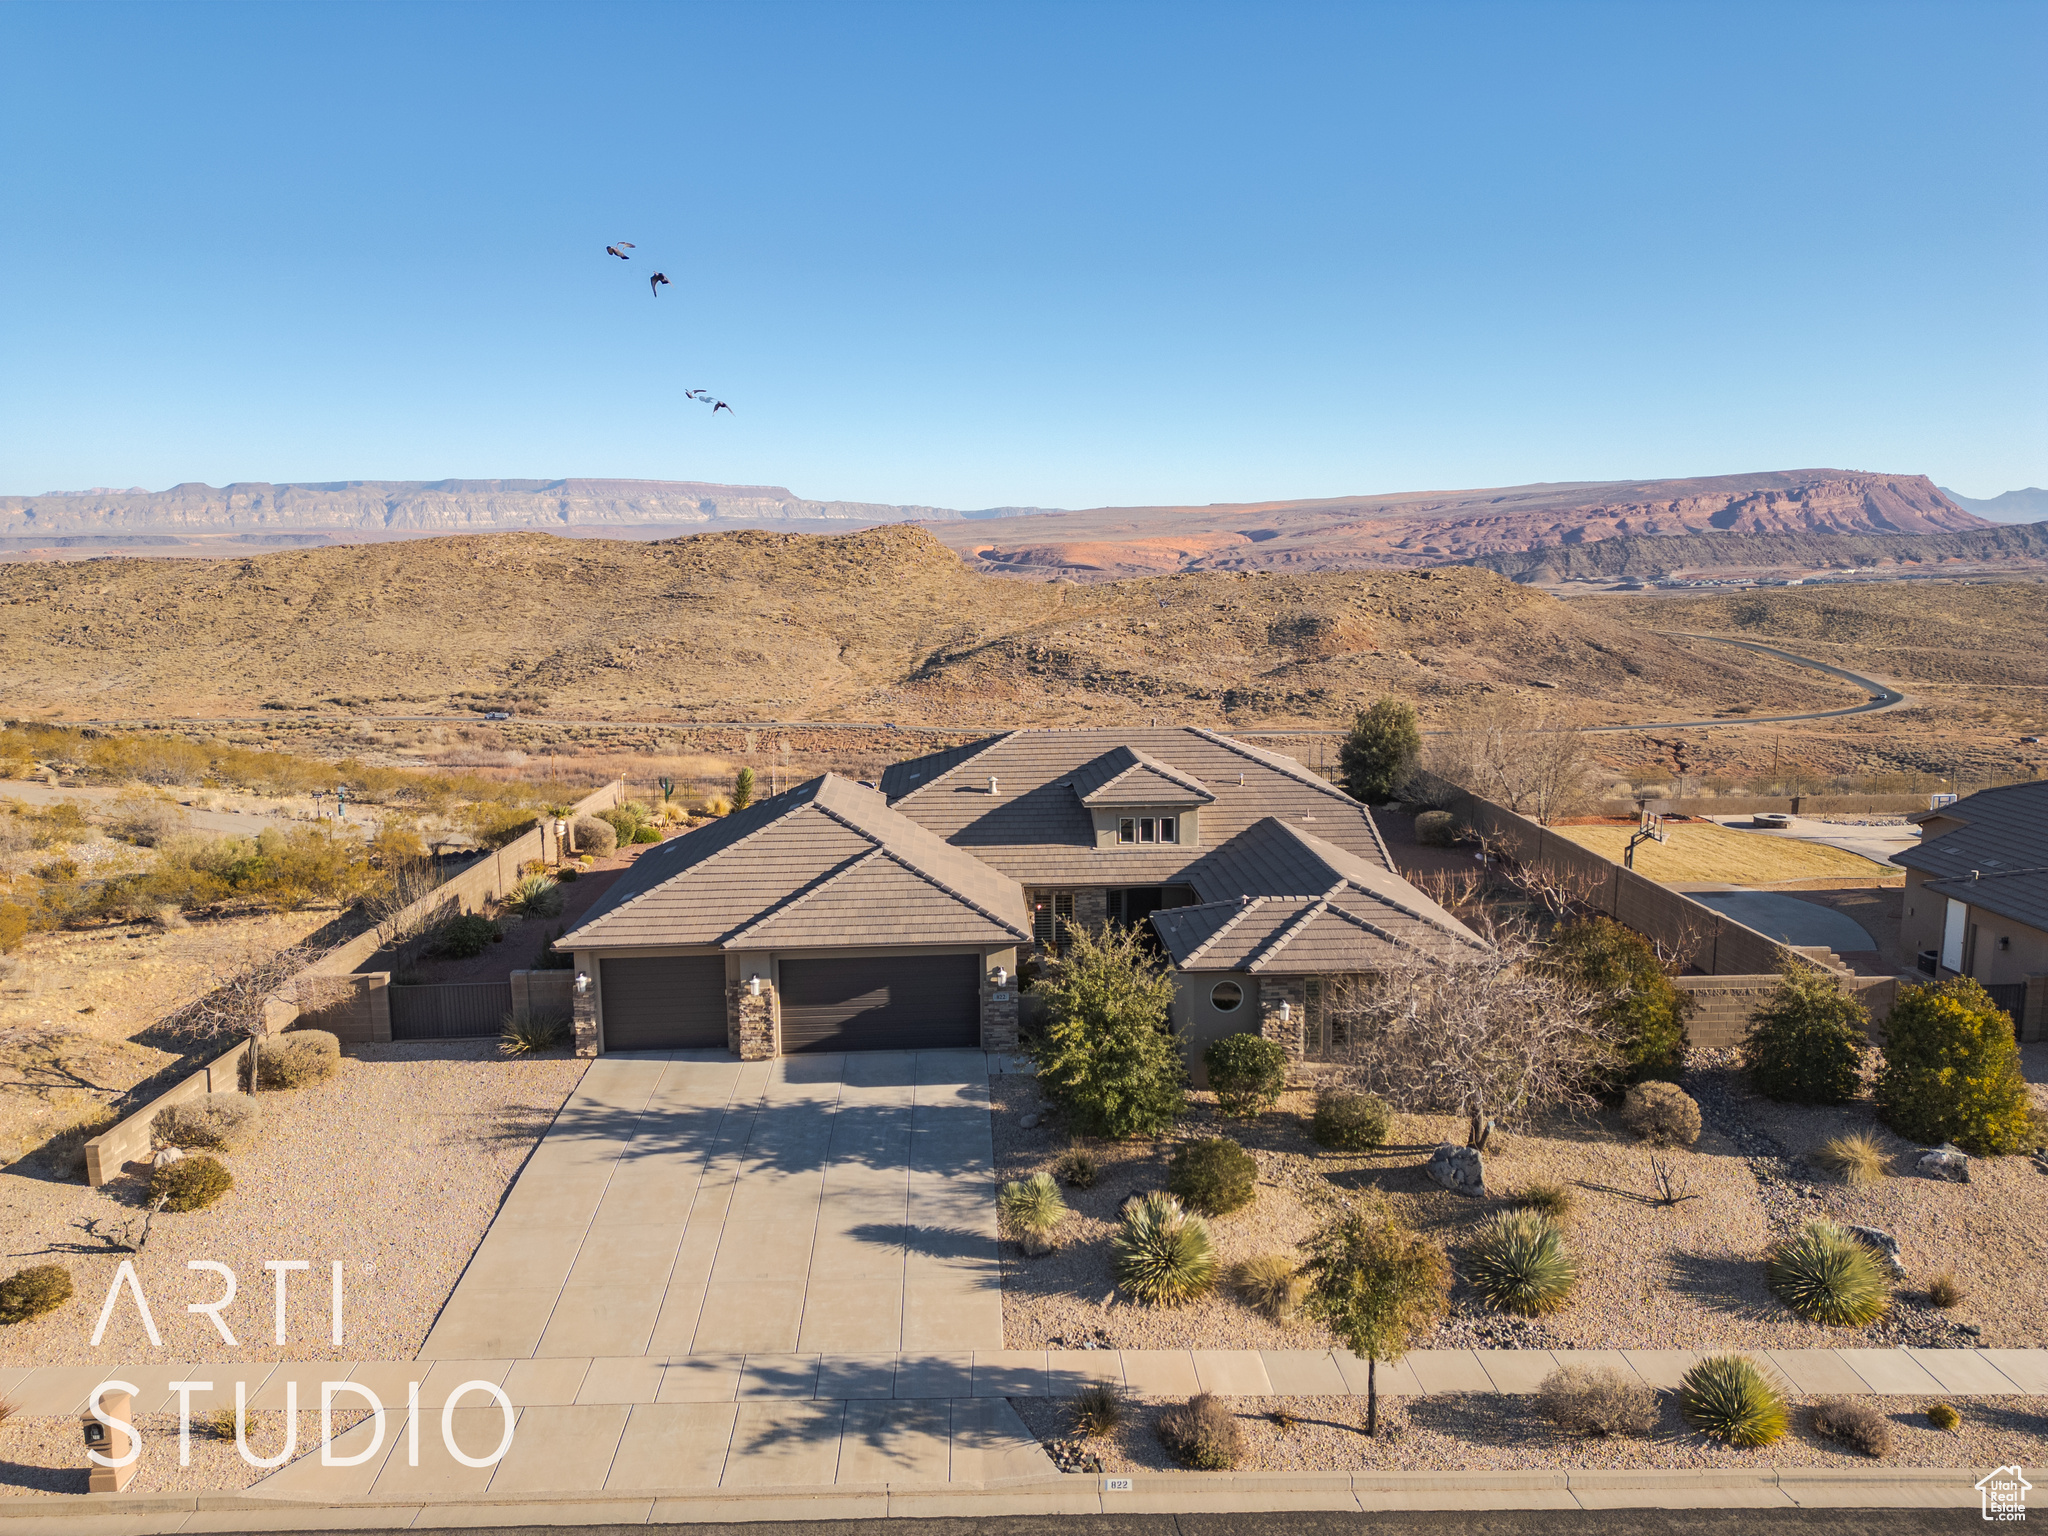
[[1895, 780, 2048, 1039], [561, 727, 1483, 1062]]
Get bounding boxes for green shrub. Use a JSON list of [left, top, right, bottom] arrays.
[[1875, 978, 2035, 1154], [596, 804, 649, 845], [1157, 1392, 1242, 1470], [506, 874, 564, 919], [254, 1030, 340, 1088], [998, 1172, 1068, 1256], [1507, 1180, 1575, 1221], [1414, 809, 1457, 847], [1621, 1081, 1701, 1146], [1069, 1380, 1125, 1438], [731, 768, 755, 811], [1542, 917, 1692, 1084], [1027, 922, 1185, 1139], [1299, 1207, 1449, 1437], [151, 1154, 234, 1212], [1230, 1252, 1307, 1322], [1535, 1365, 1658, 1437], [1203, 1032, 1288, 1119], [1114, 1192, 1217, 1305], [1927, 1401, 1961, 1432], [1810, 1398, 1893, 1457], [0, 1264, 74, 1325], [1740, 964, 1867, 1104], [571, 814, 617, 858], [1311, 1086, 1390, 1150], [501, 1011, 571, 1054], [154, 1092, 263, 1151], [630, 826, 661, 844], [1338, 697, 1422, 804], [556, 866, 579, 883], [1052, 1141, 1098, 1189], [1766, 1222, 1889, 1326], [438, 912, 500, 958], [1679, 1355, 1787, 1447], [1463, 1209, 1577, 1316], [1168, 1137, 1258, 1215], [1813, 1131, 1885, 1185]]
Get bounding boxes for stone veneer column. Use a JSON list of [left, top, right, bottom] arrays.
[[1258, 975, 1307, 1061], [980, 970, 1020, 1053], [729, 975, 777, 1060]]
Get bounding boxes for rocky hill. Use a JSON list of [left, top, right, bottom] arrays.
[[927, 470, 1987, 579], [0, 525, 1860, 729], [1466, 521, 2048, 582]]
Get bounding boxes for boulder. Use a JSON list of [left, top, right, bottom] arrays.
[[151, 1146, 184, 1168], [1917, 1143, 1971, 1183], [1426, 1142, 1487, 1198], [1019, 1113, 1041, 1130], [1844, 1224, 1908, 1278]]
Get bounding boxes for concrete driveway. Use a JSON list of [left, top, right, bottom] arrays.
[[420, 1050, 1001, 1361]]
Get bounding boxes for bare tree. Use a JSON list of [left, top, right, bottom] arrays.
[[1324, 922, 1617, 1149], [162, 939, 329, 1094], [1421, 696, 1595, 825], [362, 859, 444, 952]]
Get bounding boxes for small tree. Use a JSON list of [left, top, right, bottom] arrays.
[[1541, 917, 1692, 1085], [1027, 922, 1185, 1138], [732, 768, 755, 810], [1421, 696, 1592, 825], [1203, 1032, 1289, 1119], [1301, 1206, 1450, 1436], [1338, 697, 1421, 803], [1875, 978, 2034, 1154], [1739, 963, 1866, 1105]]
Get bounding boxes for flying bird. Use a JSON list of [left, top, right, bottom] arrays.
[[649, 271, 671, 296], [605, 242, 634, 259], [711, 400, 733, 414], [685, 389, 708, 401]]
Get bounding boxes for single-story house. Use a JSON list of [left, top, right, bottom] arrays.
[[1895, 780, 2048, 1039], [561, 727, 1484, 1062]]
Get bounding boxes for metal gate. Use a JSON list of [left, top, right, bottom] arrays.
[[389, 982, 515, 1041], [1985, 983, 2027, 1036]]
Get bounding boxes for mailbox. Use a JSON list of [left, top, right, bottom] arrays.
[[82, 1389, 137, 1492]]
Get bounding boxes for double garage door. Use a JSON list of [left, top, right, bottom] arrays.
[[599, 953, 979, 1054]]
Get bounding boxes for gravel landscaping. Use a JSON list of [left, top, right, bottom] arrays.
[[0, 1039, 586, 1366], [0, 1410, 362, 1498], [1014, 1391, 2048, 1474]]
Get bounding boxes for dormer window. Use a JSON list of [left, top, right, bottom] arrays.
[[1119, 815, 1177, 845]]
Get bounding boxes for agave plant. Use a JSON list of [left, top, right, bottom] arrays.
[[1113, 1191, 1216, 1306], [1680, 1354, 1787, 1447], [1766, 1221, 1890, 1326], [998, 1172, 1068, 1256], [1464, 1208, 1577, 1316]]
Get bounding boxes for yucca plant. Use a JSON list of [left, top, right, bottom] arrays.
[[1069, 1380, 1125, 1438], [1766, 1221, 1890, 1326], [1230, 1252, 1308, 1322], [1464, 1208, 1577, 1316], [1679, 1354, 1788, 1447], [998, 1172, 1068, 1256], [1812, 1132, 1885, 1185], [506, 873, 564, 919], [1113, 1191, 1216, 1306], [500, 1010, 572, 1055]]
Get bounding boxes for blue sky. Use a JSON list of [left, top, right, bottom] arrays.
[[2, 1, 2041, 507]]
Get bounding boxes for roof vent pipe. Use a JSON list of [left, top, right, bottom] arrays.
[[988, 776, 999, 795], [1970, 869, 1980, 880]]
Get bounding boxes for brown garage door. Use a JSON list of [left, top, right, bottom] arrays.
[[778, 954, 980, 1053], [600, 955, 729, 1051]]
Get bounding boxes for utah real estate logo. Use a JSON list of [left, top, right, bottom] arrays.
[[1979, 1466, 2031, 1522]]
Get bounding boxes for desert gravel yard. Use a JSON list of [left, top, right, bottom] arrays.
[[0, 1410, 358, 1497], [993, 1043, 2048, 1355], [0, 1040, 586, 1366]]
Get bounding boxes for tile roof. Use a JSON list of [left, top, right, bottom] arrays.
[[877, 727, 1391, 887], [1068, 746, 1216, 807], [1894, 781, 2048, 932], [562, 773, 1029, 951]]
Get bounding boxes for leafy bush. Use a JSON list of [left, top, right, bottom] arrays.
[[501, 1011, 571, 1054], [571, 814, 617, 858], [1114, 1192, 1217, 1306], [0, 900, 26, 954], [1203, 1033, 1288, 1119], [1875, 978, 2035, 1154], [1069, 1380, 1125, 1438], [1927, 1401, 1961, 1432], [1168, 1137, 1258, 1216], [1543, 917, 1692, 1084], [998, 1172, 1068, 1256], [1926, 1272, 1965, 1309], [506, 874, 564, 919], [596, 803, 651, 845], [1535, 1365, 1658, 1437], [437, 912, 500, 958], [1027, 922, 1185, 1139], [1766, 1222, 1889, 1327], [1810, 1398, 1893, 1458], [1052, 1141, 1098, 1189], [1464, 1209, 1577, 1316], [151, 1154, 235, 1212], [0, 1264, 74, 1325], [1311, 1086, 1390, 1150], [556, 866, 580, 882], [1621, 1081, 1701, 1146], [1414, 809, 1457, 847], [1507, 1180, 1575, 1221], [1338, 697, 1422, 803], [1813, 1131, 1885, 1185], [1156, 1392, 1243, 1470], [1740, 965, 1867, 1105], [254, 1030, 340, 1089], [154, 1092, 263, 1151], [1230, 1252, 1307, 1322], [630, 826, 661, 844], [1679, 1355, 1787, 1447]]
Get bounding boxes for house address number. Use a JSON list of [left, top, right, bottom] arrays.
[[1103, 1477, 1133, 1492]]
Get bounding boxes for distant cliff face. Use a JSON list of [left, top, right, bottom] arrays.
[[0, 478, 962, 535]]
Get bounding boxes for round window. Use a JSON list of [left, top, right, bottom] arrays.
[[1210, 980, 1243, 1012]]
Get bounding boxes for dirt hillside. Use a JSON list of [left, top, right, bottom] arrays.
[[0, 526, 1858, 729]]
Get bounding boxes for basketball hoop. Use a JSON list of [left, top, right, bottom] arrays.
[[1625, 808, 1667, 870]]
